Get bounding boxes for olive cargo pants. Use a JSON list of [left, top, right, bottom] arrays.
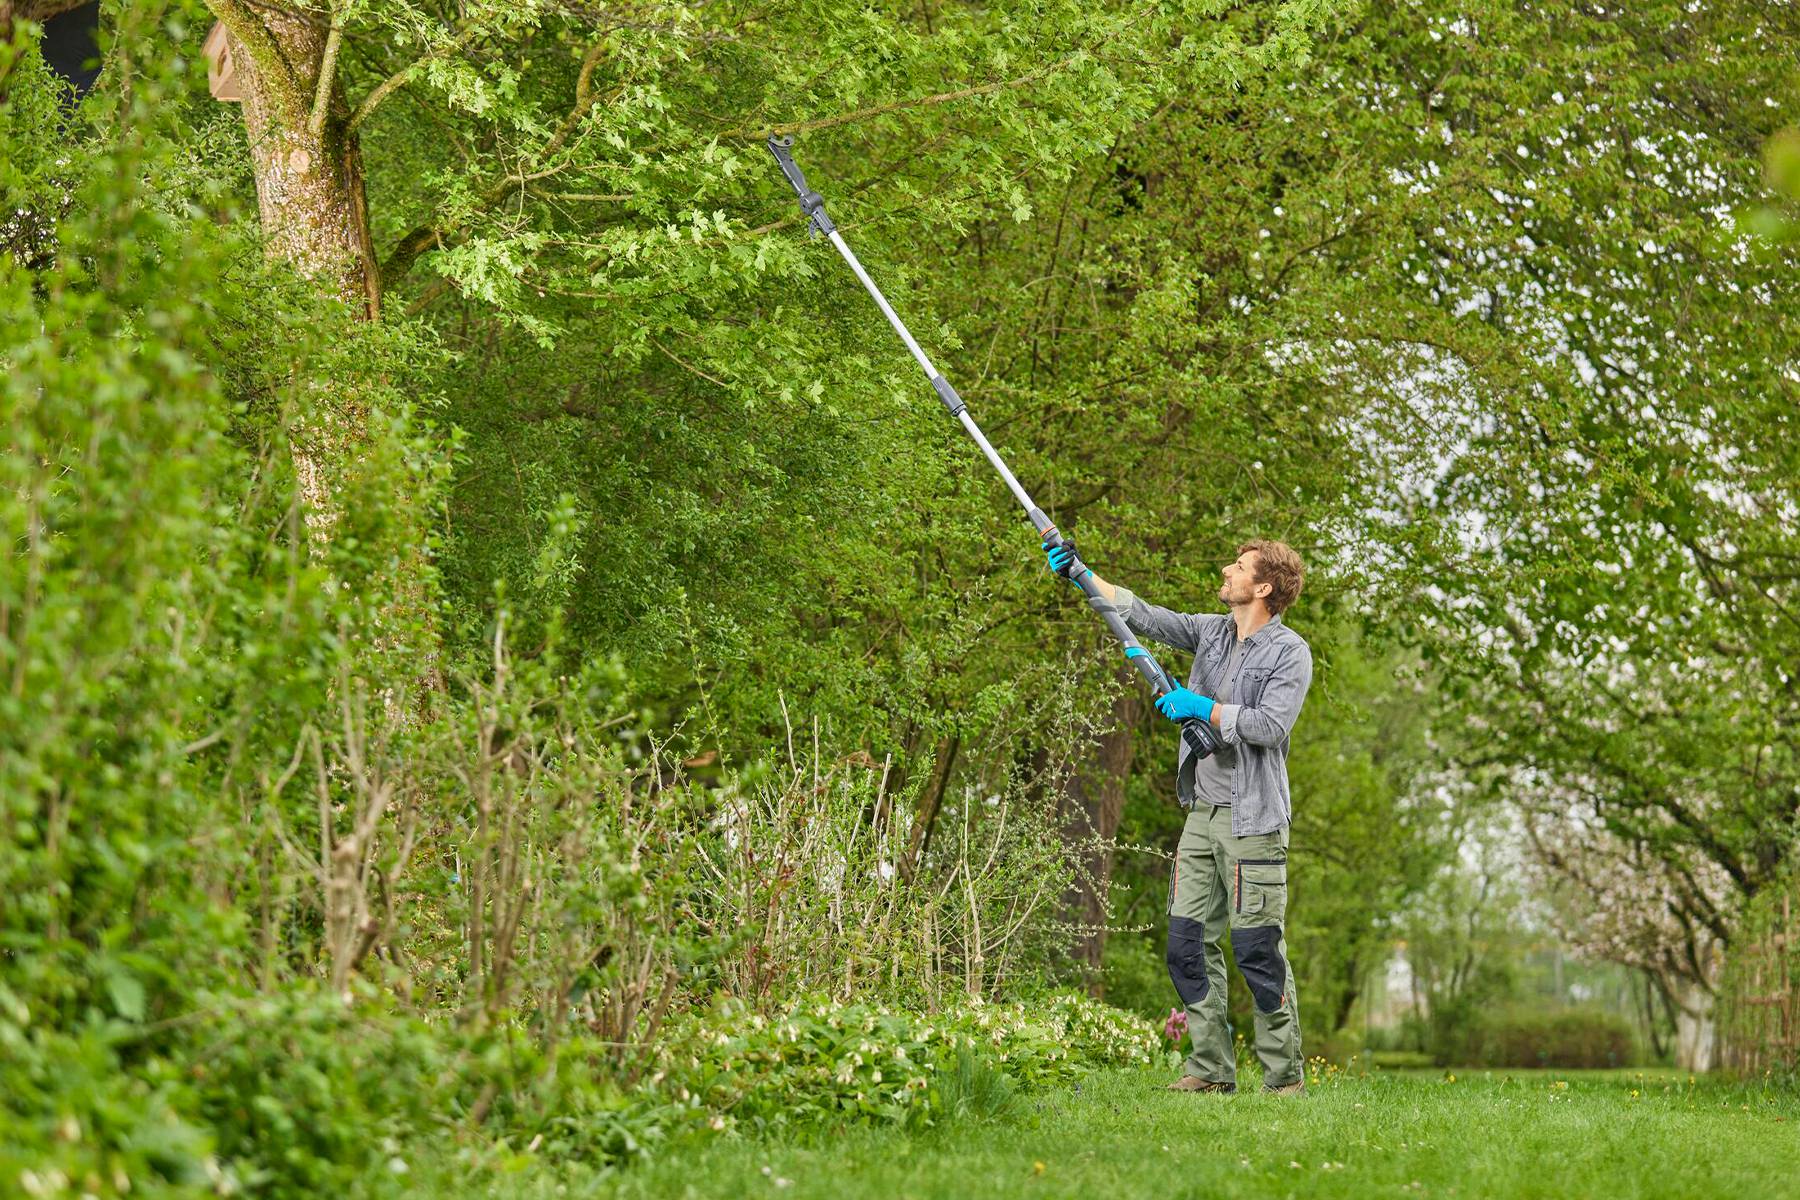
[[1166, 804, 1302, 1087]]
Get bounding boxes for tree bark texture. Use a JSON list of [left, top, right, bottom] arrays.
[[1058, 677, 1142, 982], [204, 5, 386, 546], [212, 5, 380, 318]]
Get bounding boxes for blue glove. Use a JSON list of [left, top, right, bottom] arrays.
[[1155, 686, 1214, 723], [1043, 539, 1089, 586]]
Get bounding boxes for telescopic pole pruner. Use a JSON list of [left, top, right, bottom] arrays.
[[766, 135, 1221, 764]]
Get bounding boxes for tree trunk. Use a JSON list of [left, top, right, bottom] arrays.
[[206, 7, 442, 701], [1331, 950, 1362, 1033], [1673, 976, 1718, 1072], [1058, 677, 1142, 984], [205, 6, 383, 547], [1638, 968, 1671, 1061], [220, 10, 380, 317], [903, 732, 960, 878]]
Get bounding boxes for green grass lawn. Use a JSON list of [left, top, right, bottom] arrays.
[[572, 1067, 1798, 1200]]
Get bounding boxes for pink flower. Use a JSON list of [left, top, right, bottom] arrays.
[[1163, 1008, 1188, 1044]]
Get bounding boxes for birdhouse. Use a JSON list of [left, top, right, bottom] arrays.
[[203, 21, 242, 102]]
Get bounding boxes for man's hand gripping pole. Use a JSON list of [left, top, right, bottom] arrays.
[[766, 135, 1221, 763]]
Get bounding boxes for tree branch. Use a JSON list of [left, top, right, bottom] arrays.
[[651, 338, 731, 389], [380, 39, 611, 290], [381, 8, 1150, 290], [347, 21, 485, 135], [307, 9, 343, 139]]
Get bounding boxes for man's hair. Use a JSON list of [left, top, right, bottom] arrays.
[[1239, 539, 1305, 615]]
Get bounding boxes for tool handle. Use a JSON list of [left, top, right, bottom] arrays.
[[1180, 717, 1222, 759], [1066, 555, 1225, 758], [1045, 524, 1223, 760]]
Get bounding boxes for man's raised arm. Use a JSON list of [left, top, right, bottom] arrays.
[[1044, 543, 1218, 653]]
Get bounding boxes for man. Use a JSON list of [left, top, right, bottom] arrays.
[[1046, 538, 1313, 1095]]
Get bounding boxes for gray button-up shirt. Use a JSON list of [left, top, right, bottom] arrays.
[[1103, 587, 1313, 836]]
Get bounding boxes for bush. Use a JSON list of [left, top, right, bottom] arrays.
[[1451, 1008, 1638, 1069], [0, 1007, 217, 1200], [192, 990, 713, 1191], [1313, 1028, 1366, 1066], [655, 991, 1158, 1135], [192, 992, 468, 1196]]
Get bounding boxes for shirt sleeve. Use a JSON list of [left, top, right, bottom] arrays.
[[1216, 639, 1312, 747], [1099, 586, 1228, 654]]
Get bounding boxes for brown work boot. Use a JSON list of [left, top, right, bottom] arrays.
[[1262, 1078, 1306, 1096], [1166, 1075, 1236, 1094]]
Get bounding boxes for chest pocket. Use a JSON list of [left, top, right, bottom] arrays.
[[1238, 667, 1273, 706], [1195, 639, 1230, 694]]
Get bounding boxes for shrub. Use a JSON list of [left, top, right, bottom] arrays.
[[1453, 1008, 1638, 1069], [1314, 1028, 1366, 1066], [690, 741, 1077, 1009], [190, 992, 464, 1196], [0, 1008, 217, 1200], [654, 991, 1158, 1135], [189, 990, 715, 1191]]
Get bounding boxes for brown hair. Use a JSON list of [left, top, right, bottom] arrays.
[[1239, 539, 1305, 615]]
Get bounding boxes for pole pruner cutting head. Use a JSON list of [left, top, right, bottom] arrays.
[[766, 135, 836, 238]]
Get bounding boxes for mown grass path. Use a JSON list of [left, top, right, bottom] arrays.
[[602, 1068, 1798, 1199]]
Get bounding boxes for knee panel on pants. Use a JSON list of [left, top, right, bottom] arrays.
[[1231, 923, 1286, 1014], [1166, 915, 1209, 1007]]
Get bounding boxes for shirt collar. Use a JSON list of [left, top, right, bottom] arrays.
[[1237, 611, 1284, 648]]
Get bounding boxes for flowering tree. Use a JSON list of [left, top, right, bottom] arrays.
[[1524, 803, 1734, 1070], [1339, 0, 1800, 1035]]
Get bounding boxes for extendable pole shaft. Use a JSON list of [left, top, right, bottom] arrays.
[[766, 136, 1221, 760], [828, 232, 1038, 513]]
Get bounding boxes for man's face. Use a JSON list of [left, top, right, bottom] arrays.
[[1219, 549, 1267, 609]]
